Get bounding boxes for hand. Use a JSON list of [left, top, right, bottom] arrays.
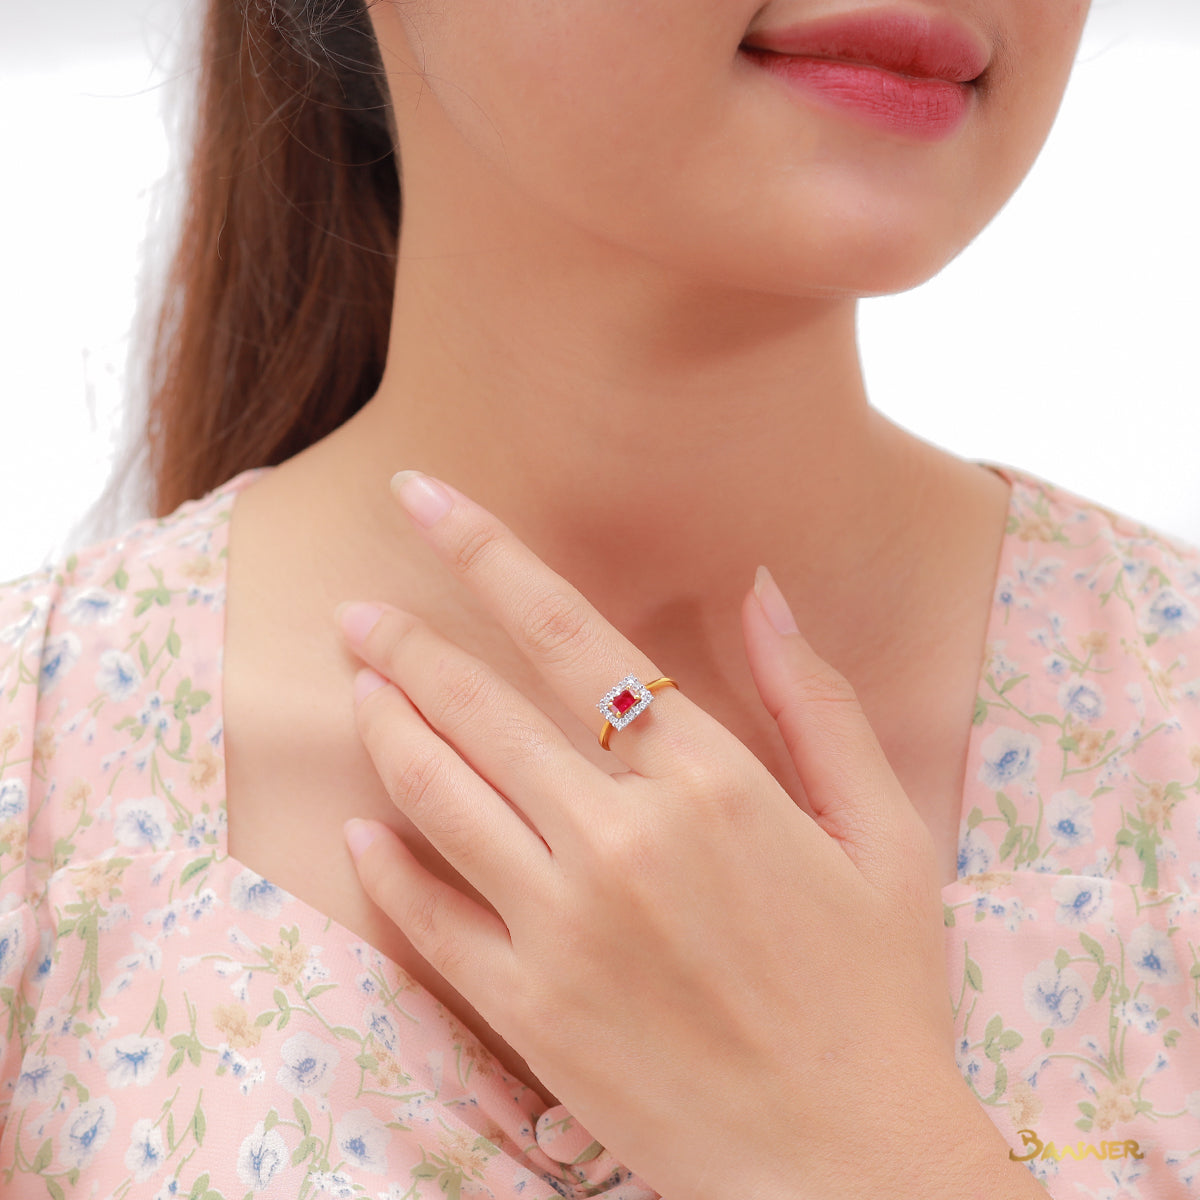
[[335, 471, 1028, 1200]]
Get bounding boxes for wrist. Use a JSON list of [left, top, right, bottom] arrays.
[[709, 1068, 1047, 1200]]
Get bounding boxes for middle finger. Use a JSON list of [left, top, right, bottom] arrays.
[[387, 470, 709, 776], [340, 601, 620, 844]]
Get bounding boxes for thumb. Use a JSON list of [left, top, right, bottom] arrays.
[[740, 565, 928, 885]]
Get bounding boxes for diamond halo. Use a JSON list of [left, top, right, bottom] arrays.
[[597, 674, 656, 731]]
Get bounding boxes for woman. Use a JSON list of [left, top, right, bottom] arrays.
[[2, 0, 1197, 1196]]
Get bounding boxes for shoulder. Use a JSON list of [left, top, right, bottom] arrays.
[[971, 461, 1200, 883], [992, 462, 1200, 642], [0, 469, 267, 908]]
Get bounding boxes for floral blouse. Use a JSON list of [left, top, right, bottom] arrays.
[[1, 462, 1199, 1200]]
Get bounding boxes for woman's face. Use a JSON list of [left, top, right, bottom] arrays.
[[372, 0, 1091, 297]]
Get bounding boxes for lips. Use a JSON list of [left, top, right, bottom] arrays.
[[740, 9, 990, 84]]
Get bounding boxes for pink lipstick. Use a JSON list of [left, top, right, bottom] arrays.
[[740, 9, 990, 141]]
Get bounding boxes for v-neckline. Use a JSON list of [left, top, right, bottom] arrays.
[[205, 456, 1023, 1073]]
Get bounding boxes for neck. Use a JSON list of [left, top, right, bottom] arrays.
[[275, 174, 979, 688]]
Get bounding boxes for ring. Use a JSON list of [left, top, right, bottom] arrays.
[[596, 674, 679, 751]]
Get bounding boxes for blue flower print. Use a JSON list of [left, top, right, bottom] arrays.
[[308, 1170, 358, 1198], [1045, 791, 1095, 849], [0, 777, 26, 821], [276, 1031, 341, 1096], [1050, 875, 1111, 926], [364, 1006, 400, 1053], [1128, 924, 1181, 986], [113, 797, 172, 851], [96, 649, 141, 702], [1145, 587, 1199, 637], [335, 1108, 391, 1174], [64, 586, 125, 626], [977, 727, 1040, 789], [137, 692, 173, 737], [13, 1054, 67, 1107], [230, 868, 287, 918], [98, 1035, 165, 1087], [61, 1097, 117, 1169], [38, 631, 81, 694], [1023, 960, 1088, 1029], [1057, 679, 1106, 722], [0, 917, 23, 983], [124, 1118, 166, 1182], [237, 1121, 290, 1191], [956, 827, 995, 877]]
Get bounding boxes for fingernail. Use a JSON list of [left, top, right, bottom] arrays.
[[754, 565, 799, 636], [355, 667, 389, 705], [344, 818, 379, 861], [337, 601, 384, 646], [391, 470, 453, 528]]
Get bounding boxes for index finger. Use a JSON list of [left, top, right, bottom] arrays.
[[390, 469, 701, 777]]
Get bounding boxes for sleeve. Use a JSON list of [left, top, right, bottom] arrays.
[[0, 570, 57, 1134]]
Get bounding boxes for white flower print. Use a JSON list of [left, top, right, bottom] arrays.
[[229, 868, 287, 918], [1050, 875, 1112, 926], [363, 1007, 401, 1053], [39, 631, 81, 693], [1023, 960, 1088, 1029], [977, 727, 1040, 790], [96, 648, 141, 701], [65, 586, 125, 626], [0, 777, 25, 821], [237, 1121, 290, 1191], [276, 1031, 341, 1096], [118, 932, 164, 973], [0, 918, 23, 983], [1056, 679, 1105, 722], [137, 692, 173, 737], [1145, 587, 1199, 637], [219, 1046, 267, 1096], [114, 797, 172, 851], [1117, 998, 1161, 1035], [1045, 791, 1095, 849], [0, 593, 49, 644], [125, 1117, 166, 1182], [13, 1054, 67, 1107], [308, 1171, 357, 1198], [61, 1097, 117, 1169], [956, 827, 994, 877], [1128, 924, 1181, 986], [335, 1108, 391, 1174], [98, 1034, 165, 1087]]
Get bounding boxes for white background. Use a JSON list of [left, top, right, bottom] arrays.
[[1, 0, 1197, 581]]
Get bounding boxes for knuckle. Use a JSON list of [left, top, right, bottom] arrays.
[[362, 607, 419, 669], [803, 664, 861, 709], [451, 523, 504, 577], [495, 713, 556, 773], [387, 748, 446, 815], [519, 589, 596, 663], [407, 889, 443, 944], [433, 662, 495, 731], [404, 892, 463, 975]]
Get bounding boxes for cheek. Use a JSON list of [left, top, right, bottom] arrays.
[[407, 0, 748, 197], [964, 2, 1091, 214]]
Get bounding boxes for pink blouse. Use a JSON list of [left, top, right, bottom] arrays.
[[1, 462, 1198, 1199]]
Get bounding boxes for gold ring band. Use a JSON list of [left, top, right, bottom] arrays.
[[597, 675, 679, 751]]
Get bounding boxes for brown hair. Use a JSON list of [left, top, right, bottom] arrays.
[[132, 0, 400, 517]]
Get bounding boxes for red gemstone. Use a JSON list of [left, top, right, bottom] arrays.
[[612, 689, 638, 715]]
